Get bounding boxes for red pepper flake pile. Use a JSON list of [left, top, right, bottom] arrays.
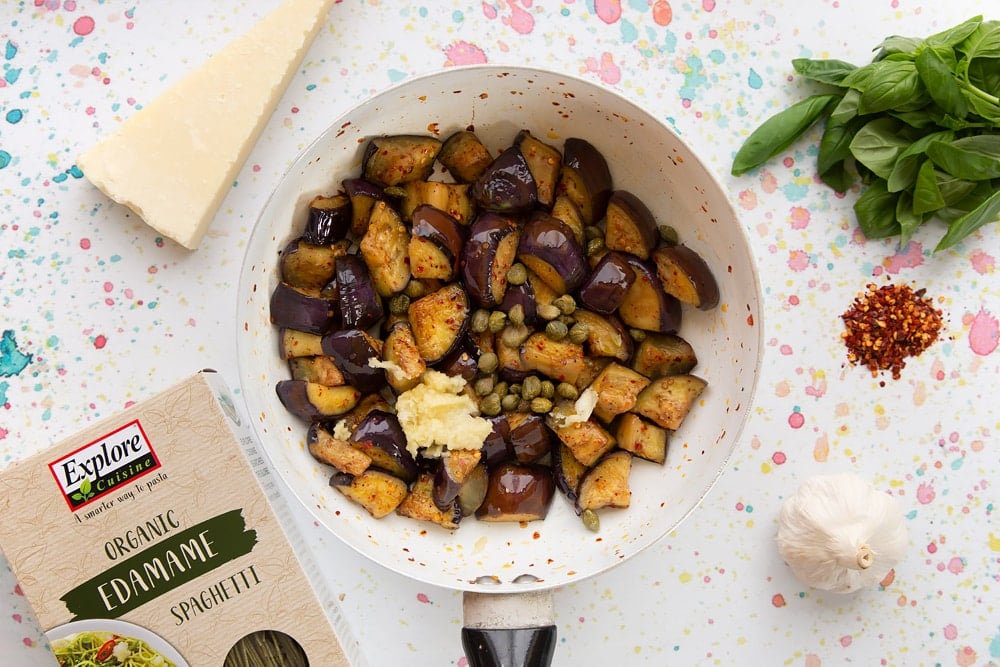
[[840, 282, 944, 381]]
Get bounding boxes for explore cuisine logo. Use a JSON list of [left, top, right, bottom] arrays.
[[48, 420, 161, 511]]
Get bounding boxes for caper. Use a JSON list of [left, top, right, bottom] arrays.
[[493, 381, 509, 397], [474, 376, 495, 396], [529, 397, 553, 414], [540, 380, 555, 399], [629, 328, 647, 342], [568, 322, 590, 344], [506, 262, 528, 286], [404, 280, 428, 299], [477, 351, 499, 373], [658, 224, 679, 245], [584, 225, 604, 241], [521, 375, 542, 400], [471, 309, 491, 334], [480, 393, 502, 416], [553, 294, 576, 315], [508, 383, 522, 396], [388, 293, 411, 316], [507, 303, 526, 326], [545, 320, 569, 341], [501, 394, 520, 412], [488, 310, 507, 333], [537, 303, 561, 321], [581, 508, 600, 532], [556, 382, 578, 400], [501, 324, 531, 348], [586, 237, 606, 256]]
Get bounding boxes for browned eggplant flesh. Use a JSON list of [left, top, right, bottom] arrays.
[[269, 128, 720, 532]]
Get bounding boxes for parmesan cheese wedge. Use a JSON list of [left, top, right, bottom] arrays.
[[78, 0, 334, 249]]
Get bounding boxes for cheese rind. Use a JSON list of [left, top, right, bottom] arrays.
[[78, 0, 334, 249]]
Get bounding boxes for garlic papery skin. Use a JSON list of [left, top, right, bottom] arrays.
[[776, 473, 908, 593]]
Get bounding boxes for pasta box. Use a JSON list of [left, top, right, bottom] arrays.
[[0, 370, 361, 666]]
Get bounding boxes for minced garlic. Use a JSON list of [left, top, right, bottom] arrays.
[[394, 370, 492, 458], [546, 387, 598, 429]]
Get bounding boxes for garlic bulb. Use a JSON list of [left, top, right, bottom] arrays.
[[776, 473, 908, 593]]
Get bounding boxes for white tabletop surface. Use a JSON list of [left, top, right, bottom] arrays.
[[1, 1, 998, 665]]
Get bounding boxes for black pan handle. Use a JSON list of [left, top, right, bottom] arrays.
[[462, 590, 556, 667]]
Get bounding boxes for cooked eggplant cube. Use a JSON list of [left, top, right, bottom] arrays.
[[630, 333, 698, 379], [577, 251, 636, 315], [514, 129, 562, 208], [334, 254, 384, 331], [432, 448, 483, 510], [397, 472, 462, 529], [320, 328, 387, 396], [507, 412, 552, 463], [275, 380, 361, 422], [304, 193, 351, 245], [519, 333, 587, 385], [571, 310, 633, 363], [279, 328, 325, 359], [475, 463, 555, 523], [342, 178, 386, 238], [269, 282, 337, 335], [382, 321, 427, 393], [460, 213, 520, 308], [280, 238, 344, 291], [360, 201, 411, 297], [553, 418, 616, 467], [434, 339, 480, 383], [550, 194, 586, 246], [604, 190, 659, 260], [617, 256, 682, 334], [288, 356, 345, 387], [308, 422, 372, 475], [349, 409, 418, 483], [551, 442, 588, 508], [409, 205, 467, 281], [516, 212, 588, 295], [587, 362, 651, 423], [336, 393, 394, 437], [400, 181, 474, 225], [576, 450, 632, 512], [558, 137, 612, 224], [457, 463, 489, 516], [472, 145, 538, 213], [330, 469, 409, 519], [362, 134, 442, 187], [651, 244, 720, 310], [408, 282, 470, 363], [632, 374, 708, 431], [615, 413, 668, 464], [438, 130, 493, 183]]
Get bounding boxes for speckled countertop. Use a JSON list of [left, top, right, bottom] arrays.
[[2, 1, 998, 665]]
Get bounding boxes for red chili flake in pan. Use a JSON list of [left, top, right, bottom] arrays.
[[840, 282, 944, 381]]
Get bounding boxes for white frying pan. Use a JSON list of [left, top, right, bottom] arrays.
[[236, 65, 763, 666]]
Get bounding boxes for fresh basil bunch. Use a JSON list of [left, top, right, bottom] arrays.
[[732, 16, 1000, 252]]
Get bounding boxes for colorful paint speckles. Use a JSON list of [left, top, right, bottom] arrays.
[[2, 0, 999, 665]]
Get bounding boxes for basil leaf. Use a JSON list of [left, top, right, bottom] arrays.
[[792, 58, 858, 85], [858, 60, 925, 114], [913, 159, 946, 214], [959, 20, 1000, 63], [927, 15, 982, 49], [935, 188, 1000, 251], [854, 180, 900, 239], [926, 135, 1000, 179], [874, 35, 924, 60], [895, 190, 923, 248], [818, 116, 862, 173], [889, 109, 937, 129], [886, 130, 955, 192], [830, 89, 861, 125], [731, 94, 840, 175], [840, 63, 879, 91], [962, 88, 1000, 123], [937, 171, 980, 207], [849, 117, 910, 179], [916, 47, 969, 118]]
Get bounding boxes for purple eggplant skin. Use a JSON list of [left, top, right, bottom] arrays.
[[304, 194, 352, 245], [604, 190, 660, 260], [433, 338, 480, 383], [349, 409, 418, 483], [561, 137, 613, 224], [269, 282, 338, 335], [500, 280, 539, 326], [274, 380, 361, 422], [475, 462, 555, 522], [516, 212, 588, 295], [481, 415, 513, 469], [460, 213, 521, 307], [472, 146, 539, 213], [619, 255, 683, 334], [320, 329, 387, 395], [577, 251, 637, 315], [508, 414, 552, 463], [410, 204, 468, 277], [335, 254, 384, 331]]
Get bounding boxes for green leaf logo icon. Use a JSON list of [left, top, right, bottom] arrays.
[[77, 478, 95, 501]]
